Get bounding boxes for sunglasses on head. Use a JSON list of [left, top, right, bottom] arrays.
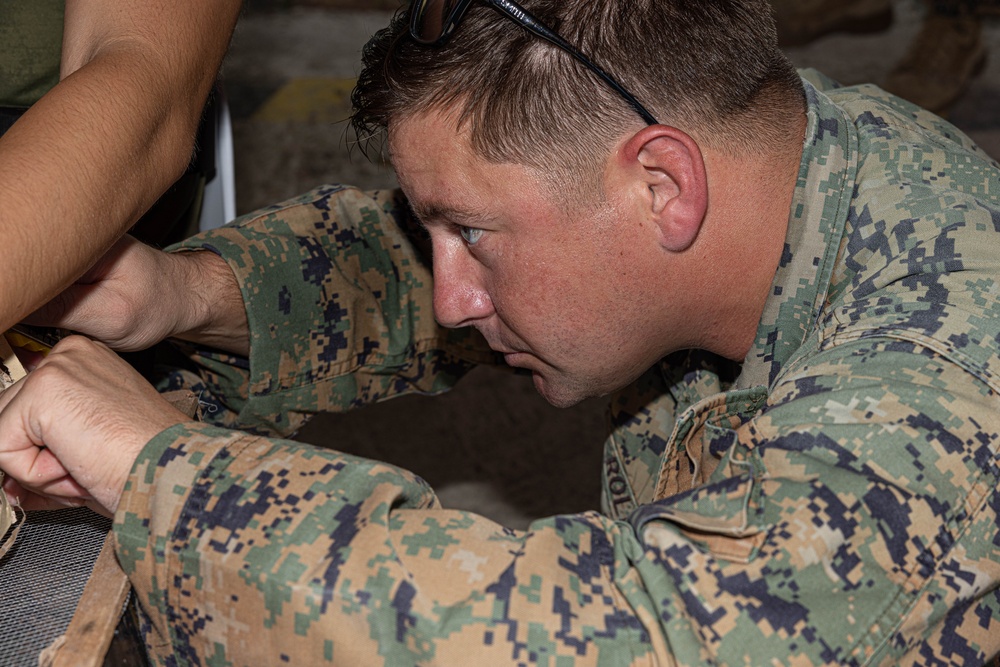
[[408, 0, 659, 126]]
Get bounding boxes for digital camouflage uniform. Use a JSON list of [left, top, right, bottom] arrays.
[[115, 70, 1000, 665]]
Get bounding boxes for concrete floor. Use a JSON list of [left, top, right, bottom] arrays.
[[221, 0, 1000, 529]]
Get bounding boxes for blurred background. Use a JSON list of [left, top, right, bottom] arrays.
[[221, 0, 1000, 529]]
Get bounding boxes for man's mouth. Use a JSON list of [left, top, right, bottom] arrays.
[[502, 351, 535, 371], [479, 331, 533, 367], [481, 333, 517, 357]]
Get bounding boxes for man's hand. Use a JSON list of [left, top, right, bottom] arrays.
[[27, 235, 250, 356], [0, 336, 191, 516]]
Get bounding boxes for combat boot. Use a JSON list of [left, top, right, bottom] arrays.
[[883, 13, 986, 114], [771, 0, 894, 46]]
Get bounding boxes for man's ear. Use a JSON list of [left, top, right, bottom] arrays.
[[622, 125, 708, 252]]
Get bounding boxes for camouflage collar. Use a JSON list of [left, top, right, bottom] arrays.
[[735, 75, 859, 390]]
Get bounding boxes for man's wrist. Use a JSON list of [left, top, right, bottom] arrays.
[[169, 250, 250, 356], [105, 407, 192, 516]]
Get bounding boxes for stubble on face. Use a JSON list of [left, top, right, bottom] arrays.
[[390, 110, 672, 409]]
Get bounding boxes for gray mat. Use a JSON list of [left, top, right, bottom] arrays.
[[0, 508, 110, 667]]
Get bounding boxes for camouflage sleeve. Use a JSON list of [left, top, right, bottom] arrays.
[[162, 185, 499, 437], [114, 422, 653, 666], [115, 333, 1000, 665]]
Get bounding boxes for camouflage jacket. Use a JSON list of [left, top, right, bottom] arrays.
[[115, 71, 1000, 665]]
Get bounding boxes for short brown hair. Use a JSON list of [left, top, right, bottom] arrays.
[[352, 0, 804, 181]]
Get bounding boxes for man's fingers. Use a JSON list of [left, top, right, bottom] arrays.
[[9, 469, 90, 505], [30, 473, 91, 501], [3, 475, 88, 512], [0, 389, 75, 498], [18, 495, 87, 512], [0, 366, 80, 503], [0, 373, 24, 412], [0, 335, 186, 516]]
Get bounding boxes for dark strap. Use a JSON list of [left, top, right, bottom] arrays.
[[0, 107, 27, 137]]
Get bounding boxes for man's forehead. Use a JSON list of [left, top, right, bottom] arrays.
[[388, 107, 469, 153], [386, 107, 567, 224], [387, 111, 484, 196]]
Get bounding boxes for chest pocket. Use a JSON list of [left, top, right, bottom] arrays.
[[633, 386, 771, 563]]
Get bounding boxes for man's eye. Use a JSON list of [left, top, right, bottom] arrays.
[[460, 226, 483, 245]]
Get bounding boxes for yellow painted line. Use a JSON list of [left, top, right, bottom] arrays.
[[253, 77, 357, 123]]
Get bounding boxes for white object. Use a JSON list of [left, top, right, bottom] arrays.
[[198, 85, 237, 231]]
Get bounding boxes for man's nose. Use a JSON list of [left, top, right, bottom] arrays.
[[432, 242, 494, 328]]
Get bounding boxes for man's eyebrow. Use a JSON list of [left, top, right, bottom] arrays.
[[410, 202, 492, 225]]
